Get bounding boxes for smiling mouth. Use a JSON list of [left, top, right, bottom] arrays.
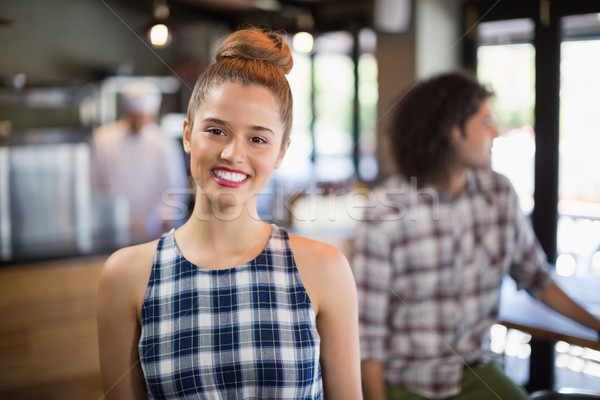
[[212, 169, 249, 183]]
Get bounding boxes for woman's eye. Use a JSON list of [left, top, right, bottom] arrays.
[[249, 136, 267, 144], [207, 128, 225, 136]]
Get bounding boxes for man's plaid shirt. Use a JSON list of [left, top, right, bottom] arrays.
[[353, 169, 552, 398]]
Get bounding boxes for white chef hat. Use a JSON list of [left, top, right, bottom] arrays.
[[121, 81, 162, 115]]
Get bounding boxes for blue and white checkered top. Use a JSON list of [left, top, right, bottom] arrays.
[[139, 224, 323, 399]]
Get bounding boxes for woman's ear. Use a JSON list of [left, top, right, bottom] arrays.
[[182, 119, 192, 154], [274, 139, 290, 169]]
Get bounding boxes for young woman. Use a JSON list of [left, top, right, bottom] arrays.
[[97, 27, 361, 399]]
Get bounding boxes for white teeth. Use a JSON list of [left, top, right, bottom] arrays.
[[214, 169, 248, 182]]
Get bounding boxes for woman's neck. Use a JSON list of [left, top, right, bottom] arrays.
[[174, 194, 270, 268]]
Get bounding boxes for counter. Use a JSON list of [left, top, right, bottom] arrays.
[[0, 255, 107, 399]]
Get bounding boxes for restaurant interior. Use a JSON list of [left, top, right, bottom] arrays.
[[1, 0, 599, 398]]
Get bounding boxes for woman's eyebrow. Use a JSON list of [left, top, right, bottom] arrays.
[[203, 117, 275, 136], [202, 117, 231, 130], [249, 125, 275, 136]]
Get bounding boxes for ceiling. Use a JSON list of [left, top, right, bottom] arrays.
[[158, 0, 375, 34]]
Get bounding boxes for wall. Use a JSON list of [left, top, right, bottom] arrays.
[[374, 0, 461, 178], [375, 25, 416, 177], [415, 0, 461, 77]]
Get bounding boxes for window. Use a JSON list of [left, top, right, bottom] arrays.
[[477, 18, 536, 213], [278, 29, 378, 184], [260, 29, 378, 223], [466, 1, 600, 392], [557, 14, 600, 278]]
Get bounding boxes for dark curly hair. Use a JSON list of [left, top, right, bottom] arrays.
[[388, 71, 491, 186]]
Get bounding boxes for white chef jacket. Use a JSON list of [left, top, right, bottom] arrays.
[[91, 119, 189, 243]]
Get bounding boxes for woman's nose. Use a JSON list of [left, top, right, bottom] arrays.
[[220, 136, 245, 162]]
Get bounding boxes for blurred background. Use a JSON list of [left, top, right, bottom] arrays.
[[0, 0, 599, 398]]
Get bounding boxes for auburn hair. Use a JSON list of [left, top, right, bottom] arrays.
[[186, 27, 293, 148]]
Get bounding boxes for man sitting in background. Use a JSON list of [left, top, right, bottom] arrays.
[[353, 71, 600, 400]]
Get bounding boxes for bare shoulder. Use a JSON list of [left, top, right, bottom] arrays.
[[103, 240, 158, 276], [288, 234, 350, 270], [288, 233, 356, 315], [99, 240, 159, 307]]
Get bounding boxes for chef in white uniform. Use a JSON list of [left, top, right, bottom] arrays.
[[91, 81, 189, 243]]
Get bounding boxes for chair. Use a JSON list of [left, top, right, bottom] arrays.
[[529, 388, 600, 399]]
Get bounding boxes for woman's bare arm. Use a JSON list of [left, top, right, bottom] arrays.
[[290, 235, 362, 399], [97, 243, 155, 399]]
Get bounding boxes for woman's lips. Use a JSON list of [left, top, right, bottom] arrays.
[[211, 167, 249, 188]]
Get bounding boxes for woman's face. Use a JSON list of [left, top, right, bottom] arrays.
[[183, 82, 288, 214]]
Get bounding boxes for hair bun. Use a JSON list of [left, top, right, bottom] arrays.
[[215, 28, 293, 74]]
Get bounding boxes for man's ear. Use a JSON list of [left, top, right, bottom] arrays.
[[451, 125, 464, 144], [274, 140, 291, 169], [182, 119, 192, 154]]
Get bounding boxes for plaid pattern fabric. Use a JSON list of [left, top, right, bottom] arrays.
[[353, 169, 552, 399], [139, 225, 322, 399]]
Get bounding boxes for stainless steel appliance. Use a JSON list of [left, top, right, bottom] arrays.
[[1, 129, 92, 261]]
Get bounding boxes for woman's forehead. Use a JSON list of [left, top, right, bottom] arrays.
[[195, 84, 283, 129]]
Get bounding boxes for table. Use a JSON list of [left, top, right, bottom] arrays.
[[499, 274, 600, 351], [498, 274, 600, 390]]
